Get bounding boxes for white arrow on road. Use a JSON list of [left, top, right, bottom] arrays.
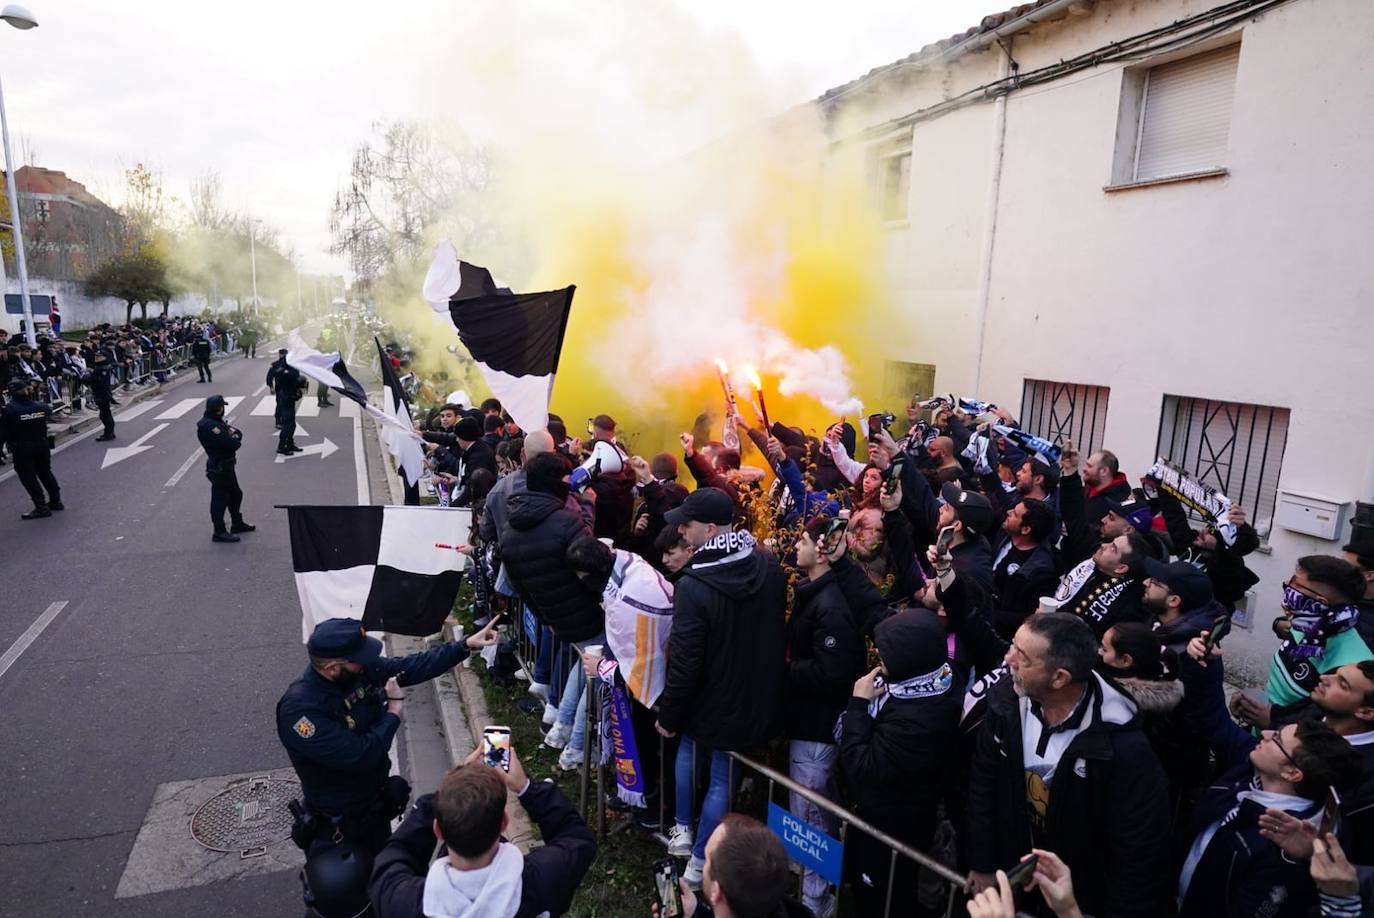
[[274, 437, 339, 463], [101, 423, 169, 469]]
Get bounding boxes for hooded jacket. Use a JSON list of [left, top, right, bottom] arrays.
[[1153, 598, 1227, 655], [499, 490, 605, 643], [369, 781, 596, 918], [784, 570, 865, 743], [964, 673, 1171, 918], [656, 531, 788, 750]]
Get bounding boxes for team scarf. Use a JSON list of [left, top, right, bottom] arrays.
[[595, 668, 648, 808], [689, 528, 757, 570], [601, 549, 674, 707], [1283, 582, 1359, 658]]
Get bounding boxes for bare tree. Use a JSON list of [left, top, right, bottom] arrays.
[[187, 169, 236, 231]]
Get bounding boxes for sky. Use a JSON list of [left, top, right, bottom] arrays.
[[0, 0, 993, 276]]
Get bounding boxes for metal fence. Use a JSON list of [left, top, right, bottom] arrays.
[[498, 603, 970, 918], [41, 338, 236, 416]]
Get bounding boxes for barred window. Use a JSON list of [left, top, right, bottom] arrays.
[[1155, 395, 1290, 537], [1019, 379, 1111, 457], [868, 135, 911, 223]]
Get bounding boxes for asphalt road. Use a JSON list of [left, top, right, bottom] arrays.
[[0, 350, 377, 916]]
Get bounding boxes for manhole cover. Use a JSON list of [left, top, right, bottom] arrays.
[[190, 774, 300, 858]]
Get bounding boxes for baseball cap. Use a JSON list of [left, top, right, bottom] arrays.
[[1142, 558, 1213, 609], [1104, 492, 1155, 533], [665, 487, 734, 527], [940, 482, 995, 537], [307, 618, 384, 664]]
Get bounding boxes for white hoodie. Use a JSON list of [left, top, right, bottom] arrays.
[[421, 842, 537, 918]]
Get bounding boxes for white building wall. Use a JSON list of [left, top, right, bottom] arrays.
[[0, 276, 238, 334], [824, 0, 1374, 675]]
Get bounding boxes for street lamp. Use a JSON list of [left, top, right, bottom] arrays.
[[0, 4, 38, 346], [248, 217, 260, 316]]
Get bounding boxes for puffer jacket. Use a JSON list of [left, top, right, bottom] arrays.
[[657, 531, 788, 751], [784, 571, 865, 743], [500, 490, 605, 643]]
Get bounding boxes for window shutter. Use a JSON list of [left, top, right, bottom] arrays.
[[1135, 43, 1240, 181]]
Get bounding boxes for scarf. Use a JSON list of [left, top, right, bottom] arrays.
[[690, 529, 757, 570], [422, 842, 529, 918], [601, 550, 674, 707], [1283, 582, 1359, 658]]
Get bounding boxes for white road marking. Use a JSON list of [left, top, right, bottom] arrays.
[[354, 415, 368, 505], [273, 437, 337, 462], [250, 395, 276, 416], [223, 396, 244, 414], [339, 399, 360, 419], [297, 399, 321, 417], [253, 384, 267, 396], [0, 601, 69, 681], [113, 399, 164, 422], [101, 423, 170, 469], [153, 398, 202, 420]]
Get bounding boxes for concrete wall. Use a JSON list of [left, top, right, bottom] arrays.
[[0, 276, 240, 334], [823, 0, 1374, 674]]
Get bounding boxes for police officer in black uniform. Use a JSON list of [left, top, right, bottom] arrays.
[[266, 348, 304, 455], [196, 394, 255, 542], [84, 352, 118, 441], [278, 617, 502, 904], [191, 334, 213, 383], [1, 378, 62, 519]]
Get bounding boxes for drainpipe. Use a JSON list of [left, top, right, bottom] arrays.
[[970, 39, 1013, 394]]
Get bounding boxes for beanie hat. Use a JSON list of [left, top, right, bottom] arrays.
[[455, 416, 482, 442], [874, 609, 951, 684]]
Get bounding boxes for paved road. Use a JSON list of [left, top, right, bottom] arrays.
[[0, 351, 379, 916]]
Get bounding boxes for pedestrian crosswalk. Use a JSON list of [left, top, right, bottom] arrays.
[[120, 394, 356, 425]]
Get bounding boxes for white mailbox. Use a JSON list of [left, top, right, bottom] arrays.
[[1275, 490, 1349, 540]]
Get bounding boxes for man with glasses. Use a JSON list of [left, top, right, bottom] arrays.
[[1263, 556, 1370, 708]]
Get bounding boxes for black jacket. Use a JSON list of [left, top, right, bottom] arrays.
[[657, 533, 788, 750], [839, 685, 960, 846], [81, 363, 116, 405], [197, 412, 242, 474], [500, 490, 604, 643], [1054, 560, 1146, 639], [1154, 489, 1261, 610], [276, 642, 470, 812], [831, 553, 890, 639], [191, 338, 211, 359], [423, 434, 498, 505], [0, 396, 52, 451], [784, 571, 865, 743], [965, 674, 1171, 918], [1058, 471, 1131, 568], [990, 535, 1059, 637], [368, 780, 597, 918]]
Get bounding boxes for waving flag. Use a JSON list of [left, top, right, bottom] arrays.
[[373, 337, 425, 488], [423, 240, 575, 433]]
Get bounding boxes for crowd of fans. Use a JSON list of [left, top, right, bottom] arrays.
[[357, 382, 1374, 918]]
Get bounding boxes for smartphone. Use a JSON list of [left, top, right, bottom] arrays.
[[1005, 852, 1039, 887], [883, 455, 907, 495], [1320, 787, 1342, 837], [482, 726, 512, 772], [1203, 613, 1233, 653], [935, 524, 956, 555], [654, 858, 682, 918]]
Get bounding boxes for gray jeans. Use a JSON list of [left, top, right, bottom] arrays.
[[789, 739, 840, 902]]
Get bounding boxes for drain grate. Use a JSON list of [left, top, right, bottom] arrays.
[[190, 774, 300, 859]]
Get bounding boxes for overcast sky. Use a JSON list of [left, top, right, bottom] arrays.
[[0, 0, 991, 275]]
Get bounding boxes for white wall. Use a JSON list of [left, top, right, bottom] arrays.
[[823, 0, 1374, 675], [0, 276, 237, 334]]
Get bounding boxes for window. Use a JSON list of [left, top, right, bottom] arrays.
[[1132, 43, 1240, 181], [868, 136, 911, 222], [1155, 395, 1289, 537], [1020, 379, 1111, 457]]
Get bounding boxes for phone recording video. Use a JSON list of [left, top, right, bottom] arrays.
[[1203, 613, 1233, 653], [1005, 852, 1039, 887], [654, 858, 682, 917], [935, 524, 957, 556], [482, 726, 512, 772]]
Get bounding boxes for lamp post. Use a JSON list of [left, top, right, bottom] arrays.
[[248, 218, 260, 316], [0, 4, 38, 346]]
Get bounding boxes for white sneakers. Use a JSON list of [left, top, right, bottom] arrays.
[[542, 721, 571, 750], [667, 824, 694, 858], [682, 856, 705, 890], [557, 745, 584, 772], [528, 681, 551, 703], [542, 703, 559, 727]]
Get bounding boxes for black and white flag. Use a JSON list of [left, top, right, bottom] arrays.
[[373, 336, 424, 486], [286, 331, 369, 406], [289, 505, 471, 638], [423, 239, 575, 433]]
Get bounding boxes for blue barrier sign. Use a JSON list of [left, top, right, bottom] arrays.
[[523, 604, 539, 643], [767, 801, 844, 885]]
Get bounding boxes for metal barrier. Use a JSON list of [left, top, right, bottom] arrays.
[[496, 595, 969, 917]]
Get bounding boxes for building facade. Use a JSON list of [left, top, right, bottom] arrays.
[[817, 0, 1374, 675]]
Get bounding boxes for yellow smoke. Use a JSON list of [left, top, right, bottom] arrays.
[[375, 0, 898, 456]]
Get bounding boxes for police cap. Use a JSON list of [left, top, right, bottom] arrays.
[[307, 618, 383, 664]]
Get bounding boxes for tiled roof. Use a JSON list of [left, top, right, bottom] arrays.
[[817, 0, 1080, 104], [12, 166, 112, 209]]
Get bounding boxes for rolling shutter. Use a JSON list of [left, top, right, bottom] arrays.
[[1135, 43, 1240, 181]]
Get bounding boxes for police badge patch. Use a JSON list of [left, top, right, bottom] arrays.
[[293, 717, 316, 738]]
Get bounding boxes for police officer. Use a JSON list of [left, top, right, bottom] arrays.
[[1, 378, 61, 519], [84, 352, 117, 442], [196, 394, 255, 542], [191, 333, 213, 383], [277, 617, 502, 860], [267, 348, 304, 455]]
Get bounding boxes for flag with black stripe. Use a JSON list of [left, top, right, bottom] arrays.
[[288, 505, 471, 638], [422, 240, 575, 433], [286, 332, 367, 407]]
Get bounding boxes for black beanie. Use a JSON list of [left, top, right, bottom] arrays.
[[874, 609, 950, 683], [455, 416, 482, 442]]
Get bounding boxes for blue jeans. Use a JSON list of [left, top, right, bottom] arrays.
[[556, 633, 606, 752], [675, 736, 738, 860]]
